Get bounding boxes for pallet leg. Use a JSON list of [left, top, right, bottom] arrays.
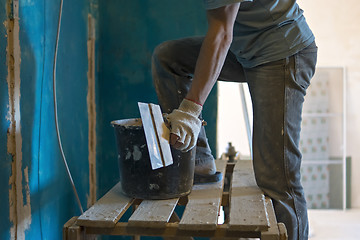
[[277, 223, 288, 240], [63, 217, 99, 240], [63, 217, 86, 240], [261, 198, 288, 240]]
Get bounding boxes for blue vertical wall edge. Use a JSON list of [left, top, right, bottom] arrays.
[[0, 0, 12, 239]]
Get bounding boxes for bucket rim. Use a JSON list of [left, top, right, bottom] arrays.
[[111, 118, 142, 127]]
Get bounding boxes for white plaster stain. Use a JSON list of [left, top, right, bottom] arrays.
[[125, 151, 131, 160], [20, 167, 32, 236], [149, 183, 160, 190], [133, 145, 142, 161]]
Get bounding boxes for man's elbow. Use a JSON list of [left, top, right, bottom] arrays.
[[207, 23, 233, 47], [216, 29, 233, 48], [223, 31, 233, 46]]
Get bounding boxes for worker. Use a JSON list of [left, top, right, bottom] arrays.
[[152, 1, 317, 240]]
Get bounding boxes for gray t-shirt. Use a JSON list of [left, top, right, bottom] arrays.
[[203, 0, 315, 68]]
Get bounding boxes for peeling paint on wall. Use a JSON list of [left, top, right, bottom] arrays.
[[6, 0, 32, 239], [87, 14, 97, 208]]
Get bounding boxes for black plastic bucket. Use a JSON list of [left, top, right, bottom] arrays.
[[111, 118, 195, 199]]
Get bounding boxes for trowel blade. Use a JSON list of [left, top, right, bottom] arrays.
[[138, 102, 173, 170]]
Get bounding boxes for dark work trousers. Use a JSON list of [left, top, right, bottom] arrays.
[[152, 36, 318, 240]]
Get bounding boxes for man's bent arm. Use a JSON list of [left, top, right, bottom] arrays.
[[186, 3, 240, 105]]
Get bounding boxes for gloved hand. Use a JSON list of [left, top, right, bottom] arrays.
[[166, 98, 202, 152]]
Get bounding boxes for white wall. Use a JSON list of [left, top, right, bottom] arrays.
[[217, 83, 252, 158], [217, 0, 360, 208], [298, 0, 360, 208]]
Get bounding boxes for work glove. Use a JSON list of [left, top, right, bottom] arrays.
[[166, 98, 202, 152]]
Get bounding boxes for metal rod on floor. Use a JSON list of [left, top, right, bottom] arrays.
[[342, 67, 347, 211], [239, 83, 252, 157]]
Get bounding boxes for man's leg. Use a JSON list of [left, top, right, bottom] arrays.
[[245, 42, 317, 240], [152, 36, 246, 181]]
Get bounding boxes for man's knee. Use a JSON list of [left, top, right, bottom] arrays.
[[152, 40, 177, 63]]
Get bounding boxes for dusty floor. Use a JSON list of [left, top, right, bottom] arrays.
[[308, 209, 360, 240], [218, 208, 360, 239]]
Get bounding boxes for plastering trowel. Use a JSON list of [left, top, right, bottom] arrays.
[[138, 102, 173, 170]]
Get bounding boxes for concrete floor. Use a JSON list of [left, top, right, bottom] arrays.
[[218, 208, 360, 239], [308, 209, 360, 240]]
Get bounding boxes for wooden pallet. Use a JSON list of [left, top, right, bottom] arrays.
[[63, 160, 287, 240]]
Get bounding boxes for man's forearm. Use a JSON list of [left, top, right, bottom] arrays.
[[186, 28, 232, 105], [185, 3, 240, 106]]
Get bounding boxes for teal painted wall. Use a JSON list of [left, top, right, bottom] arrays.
[[25, 0, 94, 238], [0, 0, 97, 239], [97, 3, 216, 239], [0, 0, 217, 239], [97, 0, 217, 198]]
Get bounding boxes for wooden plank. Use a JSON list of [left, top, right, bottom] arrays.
[[178, 160, 227, 231], [131, 205, 141, 240], [165, 212, 195, 240], [278, 223, 288, 240], [63, 217, 86, 240], [86, 222, 260, 239], [261, 197, 280, 240], [76, 182, 134, 228], [63, 217, 78, 240], [149, 103, 173, 167], [222, 191, 229, 207], [228, 160, 270, 231], [67, 224, 85, 240], [128, 198, 179, 228]]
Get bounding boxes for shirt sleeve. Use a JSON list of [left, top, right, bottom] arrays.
[[203, 0, 252, 10]]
